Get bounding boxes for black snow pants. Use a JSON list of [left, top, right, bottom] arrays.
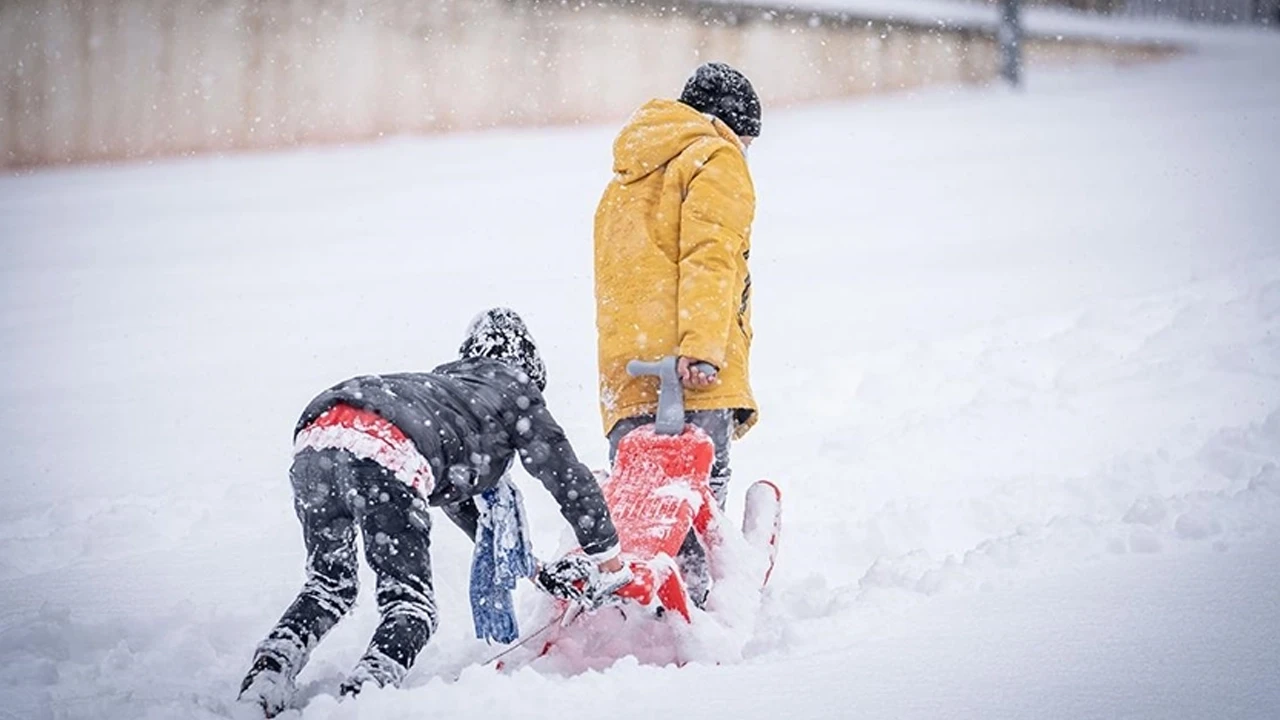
[[250, 448, 438, 688]]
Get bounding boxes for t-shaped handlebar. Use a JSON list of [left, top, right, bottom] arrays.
[[625, 357, 718, 436]]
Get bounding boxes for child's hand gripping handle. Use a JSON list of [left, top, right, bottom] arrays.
[[626, 356, 717, 436]]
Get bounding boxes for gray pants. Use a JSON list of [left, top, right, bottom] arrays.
[[607, 409, 734, 606]]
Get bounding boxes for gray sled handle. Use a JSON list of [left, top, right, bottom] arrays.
[[626, 357, 718, 436]]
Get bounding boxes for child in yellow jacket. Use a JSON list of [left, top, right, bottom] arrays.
[[593, 63, 763, 605]]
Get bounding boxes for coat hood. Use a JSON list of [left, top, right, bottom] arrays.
[[611, 99, 741, 185]]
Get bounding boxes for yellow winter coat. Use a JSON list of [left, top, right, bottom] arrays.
[[594, 99, 757, 439]]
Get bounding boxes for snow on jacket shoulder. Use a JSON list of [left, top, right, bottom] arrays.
[[594, 98, 758, 439], [295, 357, 619, 557]]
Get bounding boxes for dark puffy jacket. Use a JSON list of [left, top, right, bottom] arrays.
[[295, 357, 618, 557]]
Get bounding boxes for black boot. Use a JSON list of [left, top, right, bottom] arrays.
[[238, 647, 296, 718]]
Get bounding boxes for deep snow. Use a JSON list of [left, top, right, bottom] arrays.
[[2, 26, 1279, 720]]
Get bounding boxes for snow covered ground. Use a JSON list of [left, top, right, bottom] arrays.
[[2, 28, 1280, 720]]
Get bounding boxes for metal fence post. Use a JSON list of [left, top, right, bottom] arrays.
[[999, 0, 1023, 87]]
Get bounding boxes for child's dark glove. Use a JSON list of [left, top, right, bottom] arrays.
[[533, 555, 596, 601], [534, 555, 634, 607]]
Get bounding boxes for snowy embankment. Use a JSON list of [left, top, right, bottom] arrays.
[[1, 28, 1279, 720], [759, 0, 1272, 45]]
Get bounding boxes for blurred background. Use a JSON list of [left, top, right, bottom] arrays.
[[2, 2, 1280, 719], [3, 0, 1274, 169]]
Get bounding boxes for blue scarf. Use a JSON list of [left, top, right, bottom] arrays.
[[469, 473, 536, 644]]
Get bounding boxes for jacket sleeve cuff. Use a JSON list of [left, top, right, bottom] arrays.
[[677, 338, 727, 370], [584, 541, 621, 564]]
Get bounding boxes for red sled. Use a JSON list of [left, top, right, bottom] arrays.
[[605, 422, 719, 622], [605, 424, 782, 621], [602, 356, 781, 621], [497, 358, 781, 671]]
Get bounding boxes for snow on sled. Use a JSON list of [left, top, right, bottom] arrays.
[[494, 357, 781, 672]]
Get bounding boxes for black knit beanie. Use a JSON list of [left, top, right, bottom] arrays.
[[458, 307, 547, 391], [679, 62, 761, 139]]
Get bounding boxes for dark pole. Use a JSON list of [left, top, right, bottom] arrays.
[[999, 0, 1023, 87]]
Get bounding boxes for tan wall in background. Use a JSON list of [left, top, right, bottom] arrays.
[[0, 0, 1177, 168]]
